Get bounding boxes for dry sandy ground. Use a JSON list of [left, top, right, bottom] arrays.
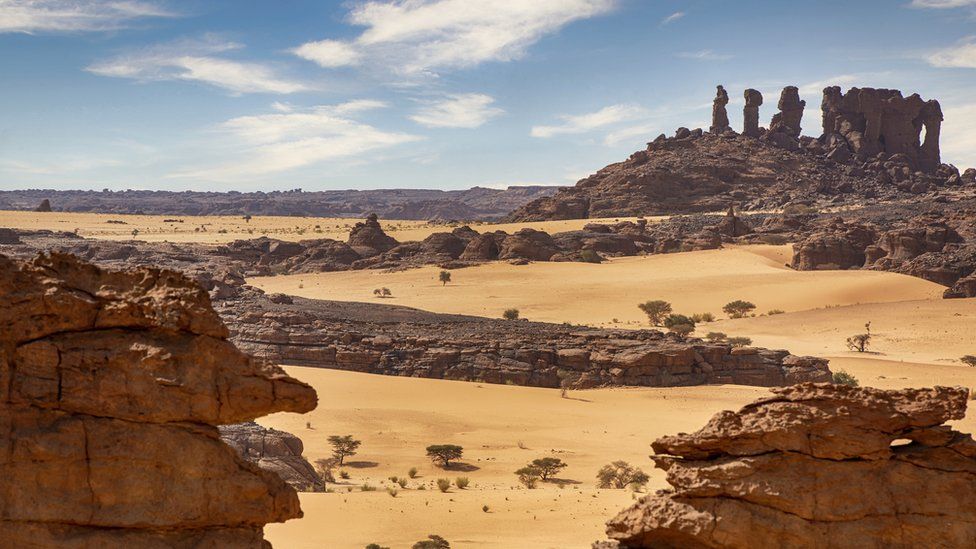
[[262, 364, 976, 549], [250, 245, 945, 328], [0, 210, 653, 244]]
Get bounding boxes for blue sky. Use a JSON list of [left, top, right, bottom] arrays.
[[1, 0, 975, 192]]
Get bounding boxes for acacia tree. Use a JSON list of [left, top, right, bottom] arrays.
[[530, 457, 567, 481], [426, 444, 464, 468], [515, 465, 541, 488], [314, 457, 337, 483], [723, 300, 756, 319], [846, 321, 872, 353], [596, 461, 650, 489], [439, 271, 452, 285], [327, 435, 361, 465], [638, 300, 672, 326]]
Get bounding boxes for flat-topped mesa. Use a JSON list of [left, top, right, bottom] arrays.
[[0, 252, 317, 548], [769, 85, 805, 137], [709, 85, 731, 134], [597, 383, 976, 548], [822, 86, 943, 172], [742, 89, 763, 137]]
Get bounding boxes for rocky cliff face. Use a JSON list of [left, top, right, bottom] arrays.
[[224, 291, 830, 389], [0, 252, 317, 548], [595, 383, 976, 548]]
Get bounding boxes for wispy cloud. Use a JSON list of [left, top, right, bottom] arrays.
[[170, 101, 421, 181], [909, 0, 976, 8], [409, 93, 504, 128], [676, 49, 733, 61], [87, 36, 308, 95], [531, 104, 648, 138], [927, 37, 976, 69], [660, 11, 685, 25], [292, 0, 616, 76], [0, 0, 175, 33]]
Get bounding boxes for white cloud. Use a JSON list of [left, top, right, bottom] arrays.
[[910, 0, 976, 7], [87, 37, 308, 95], [292, 0, 616, 75], [928, 38, 976, 69], [170, 101, 421, 181], [660, 11, 684, 25], [942, 103, 976, 169], [531, 104, 647, 138], [409, 93, 504, 128], [675, 49, 733, 61], [0, 0, 174, 33]]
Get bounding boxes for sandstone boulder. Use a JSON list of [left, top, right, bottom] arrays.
[[597, 383, 976, 548], [220, 422, 324, 492], [347, 213, 398, 257]]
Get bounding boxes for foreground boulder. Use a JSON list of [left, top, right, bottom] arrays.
[[0, 253, 317, 548], [220, 422, 325, 492], [596, 383, 976, 548]]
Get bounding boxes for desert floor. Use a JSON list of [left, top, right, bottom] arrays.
[[0, 210, 653, 244]]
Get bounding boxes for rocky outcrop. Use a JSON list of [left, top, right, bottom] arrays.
[[225, 290, 830, 389], [742, 89, 763, 137], [0, 253, 317, 547], [821, 86, 942, 172], [709, 85, 731, 134], [790, 219, 877, 270], [769, 85, 805, 138], [597, 383, 976, 548], [34, 198, 52, 212], [498, 228, 560, 261], [347, 213, 399, 256], [220, 422, 324, 492]]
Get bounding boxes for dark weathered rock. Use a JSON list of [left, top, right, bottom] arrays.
[[742, 89, 763, 137], [710, 85, 731, 134], [597, 383, 976, 548], [769, 85, 805, 138], [347, 213, 398, 257], [220, 422, 324, 492]]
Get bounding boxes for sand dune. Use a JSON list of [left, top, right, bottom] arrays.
[[250, 245, 944, 327], [262, 365, 976, 548], [0, 210, 655, 244]]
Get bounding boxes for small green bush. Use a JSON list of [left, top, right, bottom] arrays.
[[638, 300, 672, 325], [436, 478, 451, 492], [691, 312, 715, 323], [727, 336, 752, 347], [832, 370, 859, 387], [723, 300, 756, 319], [705, 332, 727, 342], [408, 467, 419, 478], [767, 309, 785, 315], [455, 477, 469, 489], [502, 308, 520, 321]]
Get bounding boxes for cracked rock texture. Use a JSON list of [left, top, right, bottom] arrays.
[[0, 252, 317, 548], [595, 383, 976, 548], [220, 422, 325, 492]]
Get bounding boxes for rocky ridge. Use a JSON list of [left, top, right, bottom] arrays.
[[595, 383, 976, 548], [0, 252, 317, 547]]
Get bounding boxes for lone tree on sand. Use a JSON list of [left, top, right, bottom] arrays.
[[412, 535, 450, 549], [503, 308, 520, 320], [723, 300, 756, 319], [327, 435, 361, 465], [515, 465, 541, 488], [846, 322, 872, 353], [638, 300, 672, 326], [596, 461, 650, 489], [663, 314, 696, 336], [439, 271, 452, 285], [962, 355, 976, 367], [426, 444, 464, 468], [530, 457, 567, 481]]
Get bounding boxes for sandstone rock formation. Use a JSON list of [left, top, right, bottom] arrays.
[[0, 252, 317, 547], [220, 422, 325, 492], [710, 85, 730, 134], [769, 85, 805, 138], [597, 383, 976, 548], [742, 89, 763, 137], [347, 213, 401, 256], [34, 198, 52, 212], [822, 86, 942, 172]]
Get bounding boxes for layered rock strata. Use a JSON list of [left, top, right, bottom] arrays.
[[0, 252, 317, 548], [597, 383, 976, 548]]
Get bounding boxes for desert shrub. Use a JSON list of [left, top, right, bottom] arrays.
[[439, 271, 452, 285], [846, 322, 872, 353], [705, 332, 727, 342], [767, 309, 785, 315], [365, 544, 389, 549], [515, 466, 541, 488], [669, 323, 695, 337], [412, 535, 450, 549], [314, 457, 337, 483], [436, 478, 451, 492], [373, 288, 382, 296], [397, 478, 408, 488], [386, 487, 398, 497], [408, 467, 419, 478], [426, 444, 463, 468], [382, 287, 392, 297], [596, 461, 650, 489], [388, 476, 399, 483], [360, 484, 376, 492], [327, 435, 361, 465], [727, 336, 752, 347], [637, 300, 672, 326], [663, 314, 695, 336], [502, 308, 520, 320], [339, 470, 350, 479], [961, 355, 976, 367], [691, 312, 715, 323], [832, 370, 859, 387], [530, 457, 568, 481], [723, 300, 756, 319], [482, 504, 490, 513], [455, 477, 470, 489], [579, 249, 602, 263]]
